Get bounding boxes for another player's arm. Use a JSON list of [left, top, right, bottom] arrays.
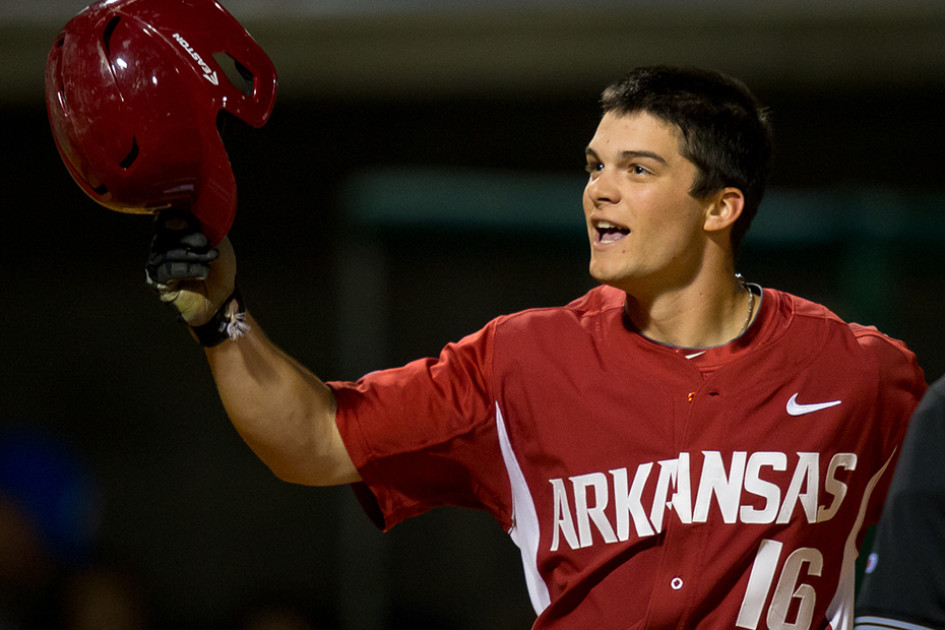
[[205, 316, 360, 486]]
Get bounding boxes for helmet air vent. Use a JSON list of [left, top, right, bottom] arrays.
[[102, 16, 121, 53], [119, 137, 139, 169], [213, 52, 253, 96]]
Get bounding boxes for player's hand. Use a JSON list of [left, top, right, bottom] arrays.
[[145, 211, 236, 327]]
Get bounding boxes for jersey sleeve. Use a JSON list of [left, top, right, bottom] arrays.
[[327, 320, 512, 532]]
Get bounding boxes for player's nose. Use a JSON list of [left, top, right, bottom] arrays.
[[584, 169, 621, 207]]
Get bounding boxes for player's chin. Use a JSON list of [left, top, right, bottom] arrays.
[[588, 260, 627, 288]]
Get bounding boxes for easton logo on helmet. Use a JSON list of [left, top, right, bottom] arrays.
[[171, 32, 219, 85]]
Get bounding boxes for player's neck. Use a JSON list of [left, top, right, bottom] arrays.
[[625, 273, 755, 350]]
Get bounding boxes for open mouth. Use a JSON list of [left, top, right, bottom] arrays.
[[595, 220, 630, 244]]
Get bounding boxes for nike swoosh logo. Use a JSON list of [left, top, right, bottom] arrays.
[[786, 393, 842, 416]]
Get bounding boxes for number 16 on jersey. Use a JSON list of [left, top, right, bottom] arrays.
[[737, 539, 824, 630]]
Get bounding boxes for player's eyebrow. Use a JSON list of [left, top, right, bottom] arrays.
[[584, 147, 668, 165]]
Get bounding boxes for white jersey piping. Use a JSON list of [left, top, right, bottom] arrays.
[[827, 447, 898, 630], [495, 403, 551, 614]]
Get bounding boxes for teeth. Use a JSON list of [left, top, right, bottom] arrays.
[[595, 219, 630, 244], [595, 220, 629, 232]]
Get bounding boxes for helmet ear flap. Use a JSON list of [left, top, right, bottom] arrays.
[[192, 131, 238, 247]]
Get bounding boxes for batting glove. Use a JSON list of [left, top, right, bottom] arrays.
[[145, 211, 237, 330]]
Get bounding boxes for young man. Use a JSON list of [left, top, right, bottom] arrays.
[[148, 66, 926, 628]]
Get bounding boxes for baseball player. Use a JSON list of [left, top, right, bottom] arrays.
[[145, 66, 925, 629], [853, 374, 945, 630], [45, 10, 927, 624]]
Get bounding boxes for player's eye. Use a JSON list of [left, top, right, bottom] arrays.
[[584, 161, 603, 174], [630, 164, 651, 176]]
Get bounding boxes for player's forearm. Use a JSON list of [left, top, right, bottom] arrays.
[[205, 313, 360, 487]]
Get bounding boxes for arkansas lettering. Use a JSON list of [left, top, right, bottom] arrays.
[[549, 451, 857, 551]]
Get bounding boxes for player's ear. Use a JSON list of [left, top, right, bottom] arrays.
[[703, 187, 744, 234]]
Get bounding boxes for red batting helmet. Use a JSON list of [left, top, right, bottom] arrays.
[[45, 0, 277, 245]]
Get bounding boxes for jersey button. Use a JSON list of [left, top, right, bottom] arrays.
[[671, 577, 684, 590]]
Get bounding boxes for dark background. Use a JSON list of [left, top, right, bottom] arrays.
[[2, 2, 945, 628]]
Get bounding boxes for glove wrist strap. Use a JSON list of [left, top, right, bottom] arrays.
[[190, 287, 250, 347]]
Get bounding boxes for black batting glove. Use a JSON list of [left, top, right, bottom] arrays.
[[145, 211, 236, 328]]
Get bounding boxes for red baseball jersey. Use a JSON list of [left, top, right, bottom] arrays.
[[330, 285, 926, 629]]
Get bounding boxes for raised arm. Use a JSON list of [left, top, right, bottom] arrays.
[[204, 314, 359, 486], [146, 212, 359, 486]]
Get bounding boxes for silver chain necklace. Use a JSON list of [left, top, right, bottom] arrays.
[[736, 274, 755, 337]]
